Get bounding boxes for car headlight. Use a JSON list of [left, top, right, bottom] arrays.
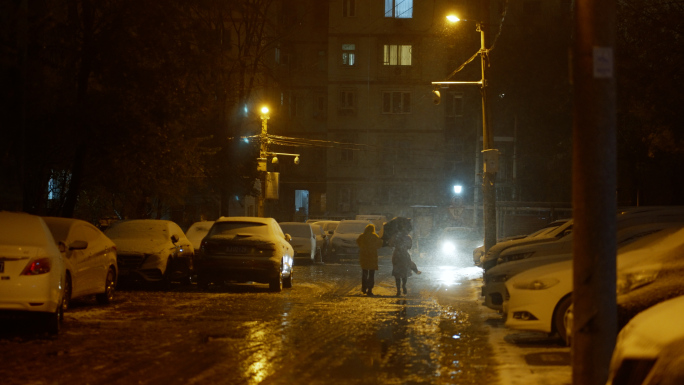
[[616, 268, 659, 295], [512, 277, 560, 290], [442, 241, 456, 254]]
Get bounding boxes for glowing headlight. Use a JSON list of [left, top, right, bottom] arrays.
[[512, 277, 560, 290], [442, 241, 456, 254], [616, 269, 659, 295]]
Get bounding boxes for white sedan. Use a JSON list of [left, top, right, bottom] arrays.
[[504, 225, 684, 344], [607, 295, 684, 385], [0, 211, 66, 335], [105, 219, 195, 286], [43, 217, 118, 308]]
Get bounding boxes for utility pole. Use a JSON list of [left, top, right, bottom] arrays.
[[258, 107, 270, 217], [480, 0, 497, 253], [572, 0, 617, 384]]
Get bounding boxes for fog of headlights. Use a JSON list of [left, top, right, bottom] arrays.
[[442, 241, 456, 253]]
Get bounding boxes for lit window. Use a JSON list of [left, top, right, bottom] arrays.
[[383, 44, 412, 65], [385, 0, 413, 19], [342, 44, 356, 66]]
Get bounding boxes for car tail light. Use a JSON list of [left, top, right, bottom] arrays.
[[21, 258, 52, 275]]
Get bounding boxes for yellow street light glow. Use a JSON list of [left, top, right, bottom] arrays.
[[261, 106, 269, 114], [446, 15, 460, 23]]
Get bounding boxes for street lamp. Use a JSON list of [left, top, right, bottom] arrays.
[[432, 15, 498, 253]]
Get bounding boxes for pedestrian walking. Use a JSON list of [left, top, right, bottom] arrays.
[[356, 223, 384, 296], [390, 221, 421, 296]]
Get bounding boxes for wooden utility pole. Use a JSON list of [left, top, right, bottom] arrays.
[[572, 0, 617, 384]]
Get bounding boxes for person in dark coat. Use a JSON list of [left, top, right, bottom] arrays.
[[390, 224, 421, 296], [356, 224, 384, 296]]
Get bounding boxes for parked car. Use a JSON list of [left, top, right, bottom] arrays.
[[473, 219, 569, 266], [310, 223, 329, 260], [0, 211, 66, 335], [481, 219, 574, 271], [186, 221, 215, 251], [327, 219, 371, 263], [105, 219, 194, 286], [196, 217, 293, 292], [607, 295, 684, 385], [313, 220, 340, 236], [43, 217, 118, 309], [504, 224, 684, 344], [483, 221, 684, 311], [279, 222, 317, 263]]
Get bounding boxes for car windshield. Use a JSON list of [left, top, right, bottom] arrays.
[[106, 221, 169, 241], [209, 221, 270, 237], [280, 224, 311, 237], [335, 222, 368, 234]]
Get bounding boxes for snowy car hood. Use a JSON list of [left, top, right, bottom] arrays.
[[611, 295, 684, 362], [331, 233, 360, 245], [110, 237, 172, 255], [486, 253, 571, 279]]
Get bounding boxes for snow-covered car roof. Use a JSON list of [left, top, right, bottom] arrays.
[[0, 211, 59, 251], [105, 219, 174, 240], [216, 216, 274, 225]]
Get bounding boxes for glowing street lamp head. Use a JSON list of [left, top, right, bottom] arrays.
[[453, 185, 463, 194], [261, 106, 269, 114], [446, 15, 461, 23]]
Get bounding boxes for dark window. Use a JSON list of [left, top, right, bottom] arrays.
[[382, 91, 411, 114], [343, 0, 356, 17]]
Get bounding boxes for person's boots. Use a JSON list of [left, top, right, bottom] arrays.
[[403, 285, 407, 295], [367, 289, 374, 296], [396, 287, 402, 296]]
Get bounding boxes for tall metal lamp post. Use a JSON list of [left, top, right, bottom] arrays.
[[432, 15, 498, 253]]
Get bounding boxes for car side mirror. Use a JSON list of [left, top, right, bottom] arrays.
[[171, 234, 180, 243], [58, 241, 67, 253], [285, 234, 292, 242], [69, 240, 88, 250]]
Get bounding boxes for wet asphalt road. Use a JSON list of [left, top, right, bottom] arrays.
[[0, 254, 501, 385]]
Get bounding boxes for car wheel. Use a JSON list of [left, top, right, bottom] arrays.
[[63, 275, 72, 311], [269, 269, 283, 292], [283, 269, 293, 289], [96, 267, 116, 305], [554, 295, 573, 345], [45, 296, 64, 336]]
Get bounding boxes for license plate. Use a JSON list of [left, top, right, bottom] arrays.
[[226, 246, 249, 254], [0, 260, 4, 273]]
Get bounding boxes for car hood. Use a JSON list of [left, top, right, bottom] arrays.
[[486, 253, 572, 279], [483, 235, 558, 262], [611, 295, 684, 363], [331, 233, 360, 244], [111, 237, 172, 255]]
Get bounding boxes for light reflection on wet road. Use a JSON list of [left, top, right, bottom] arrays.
[[0, 255, 500, 385]]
